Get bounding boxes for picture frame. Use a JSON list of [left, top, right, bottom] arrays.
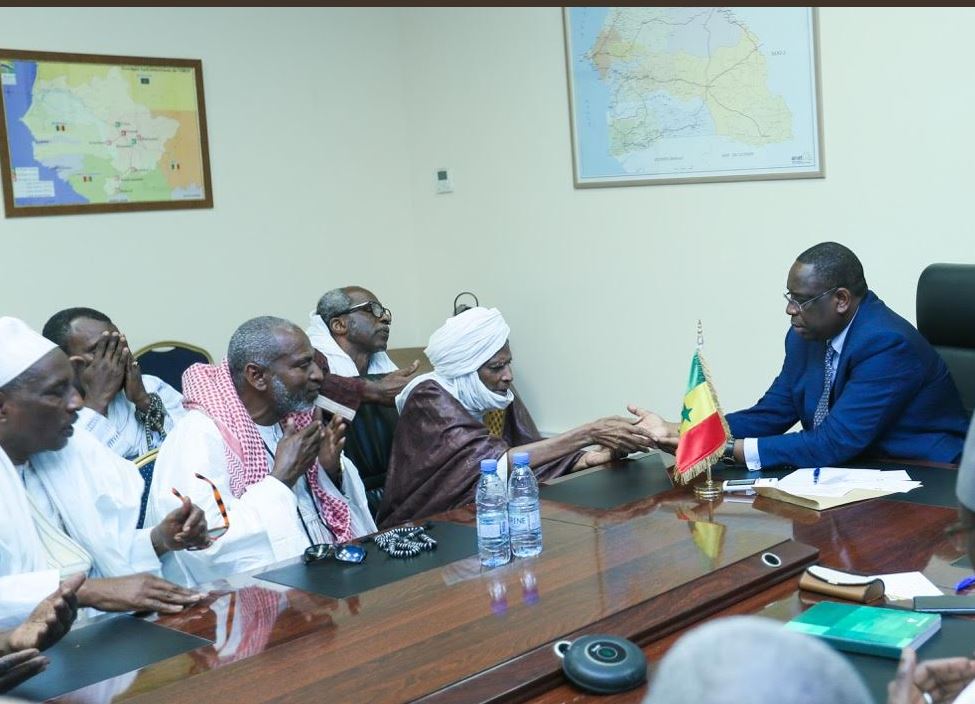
[[563, 7, 824, 187], [0, 48, 213, 217]]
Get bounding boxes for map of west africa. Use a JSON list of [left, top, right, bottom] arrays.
[[0, 59, 206, 207]]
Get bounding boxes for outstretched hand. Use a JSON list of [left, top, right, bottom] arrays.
[[887, 647, 975, 704], [79, 574, 207, 615], [364, 361, 421, 405], [5, 572, 85, 654], [0, 649, 47, 693], [587, 416, 654, 455], [627, 405, 680, 453]]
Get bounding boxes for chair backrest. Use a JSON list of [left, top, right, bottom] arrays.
[[133, 340, 213, 393], [917, 263, 975, 416], [385, 346, 433, 374], [133, 449, 159, 530]]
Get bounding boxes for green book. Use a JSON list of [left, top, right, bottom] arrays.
[[784, 601, 941, 659]]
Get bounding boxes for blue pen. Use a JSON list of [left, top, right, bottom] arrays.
[[813, 467, 821, 484], [955, 575, 975, 594]]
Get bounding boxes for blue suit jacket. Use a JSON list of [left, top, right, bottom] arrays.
[[726, 291, 968, 468]]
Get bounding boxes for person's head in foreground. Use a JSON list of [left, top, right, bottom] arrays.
[[646, 616, 872, 704]]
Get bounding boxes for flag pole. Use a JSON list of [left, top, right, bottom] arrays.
[[692, 319, 723, 501]]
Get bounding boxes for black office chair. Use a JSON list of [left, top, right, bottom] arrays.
[[133, 340, 213, 393], [917, 263, 975, 416]]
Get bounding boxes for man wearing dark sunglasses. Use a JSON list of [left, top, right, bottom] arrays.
[[307, 286, 420, 504], [308, 286, 420, 417], [631, 242, 968, 469]]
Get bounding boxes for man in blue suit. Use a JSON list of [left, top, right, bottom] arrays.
[[635, 242, 968, 468]]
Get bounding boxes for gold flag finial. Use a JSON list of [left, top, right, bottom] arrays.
[[697, 319, 704, 350]]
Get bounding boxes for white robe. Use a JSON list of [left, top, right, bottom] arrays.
[[0, 431, 161, 626], [147, 410, 376, 587], [76, 374, 185, 459]]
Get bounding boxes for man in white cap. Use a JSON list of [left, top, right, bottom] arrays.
[[376, 307, 656, 527], [0, 317, 209, 622]]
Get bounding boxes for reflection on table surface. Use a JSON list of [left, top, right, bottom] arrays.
[[49, 452, 960, 704]]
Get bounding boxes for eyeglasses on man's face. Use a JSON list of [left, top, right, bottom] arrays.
[[329, 301, 391, 323], [171, 472, 230, 550], [783, 286, 839, 313]]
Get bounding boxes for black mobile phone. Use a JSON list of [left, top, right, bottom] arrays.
[[913, 595, 975, 613]]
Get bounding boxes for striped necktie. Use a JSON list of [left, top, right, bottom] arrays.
[[813, 342, 836, 428]]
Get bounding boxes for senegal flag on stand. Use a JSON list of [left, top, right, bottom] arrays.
[[674, 349, 730, 484]]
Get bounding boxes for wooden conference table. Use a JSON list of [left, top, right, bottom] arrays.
[[40, 453, 964, 704]]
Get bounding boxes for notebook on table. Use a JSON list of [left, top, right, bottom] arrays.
[[784, 601, 941, 658]]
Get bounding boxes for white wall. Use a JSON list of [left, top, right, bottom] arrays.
[[0, 7, 421, 360], [399, 7, 975, 432], [2, 8, 972, 434]]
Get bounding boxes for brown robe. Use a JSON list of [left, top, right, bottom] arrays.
[[376, 379, 582, 527]]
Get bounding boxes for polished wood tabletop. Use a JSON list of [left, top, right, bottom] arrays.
[[52, 454, 961, 704]]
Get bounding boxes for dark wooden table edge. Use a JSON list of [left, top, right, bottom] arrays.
[[413, 538, 819, 704]]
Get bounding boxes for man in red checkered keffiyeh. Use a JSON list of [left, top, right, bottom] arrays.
[[182, 357, 354, 543]]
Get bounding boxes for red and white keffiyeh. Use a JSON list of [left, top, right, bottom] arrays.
[[181, 360, 352, 542]]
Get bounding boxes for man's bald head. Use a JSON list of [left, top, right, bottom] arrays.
[[646, 616, 872, 704]]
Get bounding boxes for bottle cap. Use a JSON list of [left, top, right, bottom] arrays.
[[480, 459, 498, 473], [512, 452, 530, 466]]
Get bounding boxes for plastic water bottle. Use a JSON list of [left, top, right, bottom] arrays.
[[476, 459, 511, 568], [507, 451, 542, 557]]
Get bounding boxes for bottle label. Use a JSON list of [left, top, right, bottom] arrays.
[[510, 510, 540, 532], [477, 516, 507, 539]]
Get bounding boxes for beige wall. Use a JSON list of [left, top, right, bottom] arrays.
[[0, 7, 422, 362], [2, 7, 972, 433], [399, 7, 975, 431]]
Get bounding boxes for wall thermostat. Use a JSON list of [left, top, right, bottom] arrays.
[[435, 168, 453, 194]]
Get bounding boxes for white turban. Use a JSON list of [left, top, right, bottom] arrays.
[[0, 317, 57, 388], [425, 307, 510, 378], [396, 307, 513, 419]]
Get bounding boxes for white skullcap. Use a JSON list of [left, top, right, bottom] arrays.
[[956, 415, 975, 512], [0, 317, 57, 388], [424, 307, 510, 380], [646, 616, 872, 704]]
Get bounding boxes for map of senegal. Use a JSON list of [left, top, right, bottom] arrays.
[[566, 7, 821, 184], [1, 59, 205, 206], [588, 7, 792, 157]]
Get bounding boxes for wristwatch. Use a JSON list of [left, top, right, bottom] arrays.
[[720, 437, 736, 465]]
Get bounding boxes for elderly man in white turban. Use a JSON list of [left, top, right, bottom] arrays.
[[376, 307, 655, 527], [0, 317, 209, 625]]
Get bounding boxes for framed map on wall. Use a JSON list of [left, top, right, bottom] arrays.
[[563, 7, 823, 187], [0, 49, 212, 217]]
